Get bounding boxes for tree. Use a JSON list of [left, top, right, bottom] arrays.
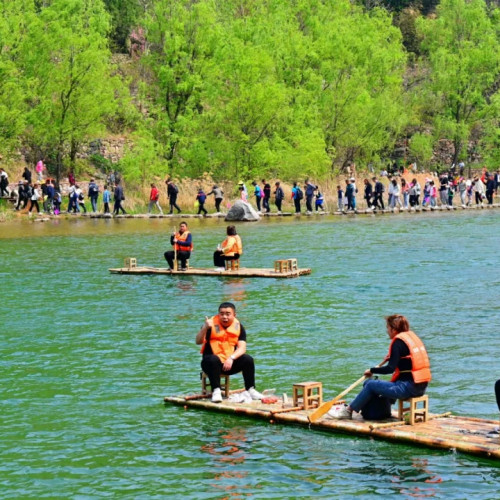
[[417, 0, 500, 166], [0, 1, 33, 155], [21, 0, 121, 182]]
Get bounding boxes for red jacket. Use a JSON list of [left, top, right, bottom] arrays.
[[150, 187, 159, 201]]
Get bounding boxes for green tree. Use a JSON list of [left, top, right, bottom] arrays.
[[21, 0, 121, 182], [0, 1, 33, 155], [417, 0, 500, 166]]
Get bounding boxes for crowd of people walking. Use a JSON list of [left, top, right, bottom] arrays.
[[1, 163, 500, 217]]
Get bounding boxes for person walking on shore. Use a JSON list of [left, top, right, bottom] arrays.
[[0, 168, 10, 197], [166, 180, 181, 214], [262, 179, 271, 213], [305, 180, 317, 214], [29, 183, 41, 214], [196, 188, 208, 215], [274, 182, 284, 214], [88, 179, 99, 212], [346, 179, 356, 211], [390, 179, 403, 209], [103, 185, 111, 214], [337, 185, 344, 211], [207, 185, 224, 213], [401, 178, 409, 209], [486, 174, 495, 205], [372, 177, 385, 210], [252, 181, 263, 212], [113, 182, 127, 215], [363, 179, 373, 209], [36, 159, 45, 181], [148, 183, 163, 214], [291, 182, 303, 214]]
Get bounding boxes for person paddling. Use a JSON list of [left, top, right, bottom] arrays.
[[164, 221, 192, 271], [327, 314, 431, 420]]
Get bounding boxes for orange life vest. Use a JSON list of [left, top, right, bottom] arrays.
[[389, 331, 431, 384], [174, 230, 193, 252], [222, 235, 243, 256], [200, 315, 241, 362]]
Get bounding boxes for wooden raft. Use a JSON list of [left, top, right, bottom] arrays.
[[164, 395, 500, 461], [109, 266, 311, 278]]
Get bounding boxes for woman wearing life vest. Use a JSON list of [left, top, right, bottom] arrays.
[[195, 302, 263, 403], [213, 225, 242, 271], [328, 314, 431, 420], [164, 221, 193, 271]]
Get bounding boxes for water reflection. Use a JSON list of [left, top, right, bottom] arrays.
[[392, 457, 442, 497], [200, 426, 250, 498]]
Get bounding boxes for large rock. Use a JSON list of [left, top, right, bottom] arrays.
[[225, 200, 261, 221]]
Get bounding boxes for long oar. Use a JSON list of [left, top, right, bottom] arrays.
[[308, 360, 386, 423], [172, 225, 177, 270]]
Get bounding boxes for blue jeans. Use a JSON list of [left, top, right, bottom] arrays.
[[349, 378, 425, 413]]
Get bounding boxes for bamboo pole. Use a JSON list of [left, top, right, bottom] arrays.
[[271, 406, 304, 415]]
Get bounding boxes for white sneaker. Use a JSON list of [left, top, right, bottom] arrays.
[[214, 267, 225, 271], [247, 387, 264, 400], [211, 387, 223, 403], [232, 391, 253, 403], [326, 404, 352, 420]]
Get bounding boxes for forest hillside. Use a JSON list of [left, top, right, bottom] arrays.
[[2, 0, 500, 185]]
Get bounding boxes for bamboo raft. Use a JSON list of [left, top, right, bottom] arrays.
[[109, 265, 311, 278], [164, 394, 500, 460]]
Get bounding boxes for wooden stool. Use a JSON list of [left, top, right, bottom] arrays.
[[274, 259, 289, 273], [201, 372, 230, 398], [124, 257, 137, 269], [398, 395, 429, 425], [225, 259, 240, 271], [293, 382, 323, 409], [287, 258, 298, 271]]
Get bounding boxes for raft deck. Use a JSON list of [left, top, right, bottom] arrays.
[[109, 266, 311, 278], [164, 394, 500, 461]]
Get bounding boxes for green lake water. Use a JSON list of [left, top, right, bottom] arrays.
[[1, 212, 500, 498]]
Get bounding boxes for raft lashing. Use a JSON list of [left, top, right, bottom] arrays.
[[164, 393, 500, 461], [109, 258, 311, 278]]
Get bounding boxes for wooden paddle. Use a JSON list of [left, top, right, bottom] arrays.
[[172, 225, 177, 270], [308, 359, 387, 423]]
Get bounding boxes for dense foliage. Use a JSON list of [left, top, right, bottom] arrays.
[[1, 0, 500, 183]]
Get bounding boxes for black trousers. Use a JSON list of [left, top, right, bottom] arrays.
[[495, 379, 500, 412], [213, 251, 240, 267], [255, 196, 261, 211], [197, 202, 207, 215], [201, 353, 256, 390], [486, 191, 494, 204], [215, 198, 222, 212], [113, 200, 126, 214], [275, 199, 282, 211], [373, 193, 384, 209], [306, 195, 313, 212], [164, 250, 190, 269], [294, 198, 301, 213], [169, 195, 181, 213], [263, 197, 270, 212]]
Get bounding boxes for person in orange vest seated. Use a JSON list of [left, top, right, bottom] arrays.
[[327, 314, 431, 420], [213, 225, 242, 271], [196, 302, 263, 403], [164, 221, 192, 271]]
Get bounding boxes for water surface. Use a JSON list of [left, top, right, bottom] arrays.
[[1, 212, 499, 498]]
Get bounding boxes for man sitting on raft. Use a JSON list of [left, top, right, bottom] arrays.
[[196, 302, 263, 403], [164, 221, 192, 271], [328, 314, 431, 420], [213, 225, 242, 271]]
